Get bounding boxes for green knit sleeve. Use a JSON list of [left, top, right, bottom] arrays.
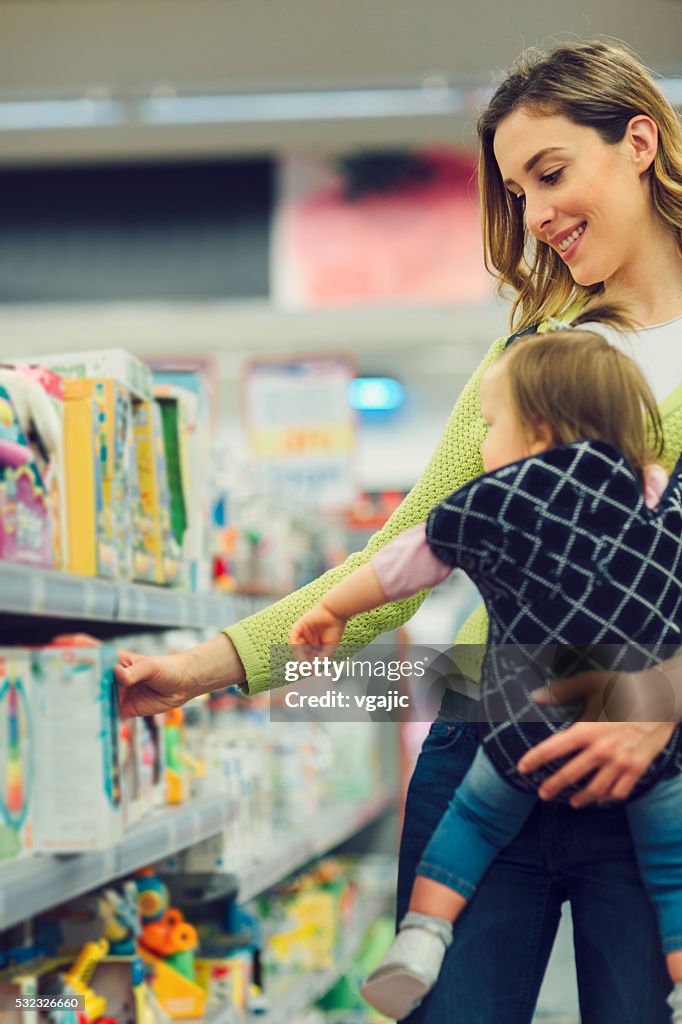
[[223, 335, 508, 694]]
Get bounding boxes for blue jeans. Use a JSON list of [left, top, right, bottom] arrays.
[[627, 771, 682, 954], [417, 745, 682, 954], [397, 719, 672, 1023]]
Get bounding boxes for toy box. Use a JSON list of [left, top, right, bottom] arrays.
[[1, 364, 68, 571], [132, 400, 182, 586], [153, 383, 207, 592], [153, 385, 189, 586], [31, 642, 122, 852], [0, 383, 53, 569], [152, 367, 213, 593], [25, 348, 153, 402], [63, 378, 134, 579], [0, 650, 33, 864], [62, 381, 108, 577]]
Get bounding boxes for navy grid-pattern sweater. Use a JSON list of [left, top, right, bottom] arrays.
[[426, 439, 682, 797]]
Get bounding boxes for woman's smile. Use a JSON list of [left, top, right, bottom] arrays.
[[555, 222, 587, 260]]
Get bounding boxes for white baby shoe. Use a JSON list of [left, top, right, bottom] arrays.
[[360, 912, 452, 1021], [669, 983, 682, 1023]]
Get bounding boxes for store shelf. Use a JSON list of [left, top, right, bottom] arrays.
[[194, 893, 390, 1024], [0, 791, 394, 932], [255, 895, 389, 1024], [236, 790, 395, 903], [0, 793, 235, 931], [0, 562, 239, 629]]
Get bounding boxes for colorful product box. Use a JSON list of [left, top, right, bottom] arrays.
[[0, 384, 53, 569], [152, 368, 213, 592], [0, 650, 33, 864], [132, 400, 182, 586], [31, 643, 122, 852], [25, 348, 153, 402], [2, 364, 68, 571], [63, 378, 134, 579], [62, 380, 110, 577], [154, 384, 196, 591], [266, 889, 338, 971]]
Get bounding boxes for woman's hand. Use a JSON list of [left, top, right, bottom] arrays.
[[289, 604, 347, 660], [517, 720, 676, 807], [115, 633, 245, 718]]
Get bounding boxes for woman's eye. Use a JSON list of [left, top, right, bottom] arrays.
[[540, 168, 563, 186]]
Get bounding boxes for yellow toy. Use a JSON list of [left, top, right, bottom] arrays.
[[61, 938, 110, 1021]]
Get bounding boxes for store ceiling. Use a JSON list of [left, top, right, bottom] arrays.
[[0, 0, 680, 162]]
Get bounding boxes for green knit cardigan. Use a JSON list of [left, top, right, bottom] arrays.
[[225, 323, 682, 695]]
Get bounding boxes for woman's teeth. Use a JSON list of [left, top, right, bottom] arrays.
[[558, 224, 586, 252]]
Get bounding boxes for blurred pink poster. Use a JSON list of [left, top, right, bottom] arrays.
[[272, 150, 491, 307]]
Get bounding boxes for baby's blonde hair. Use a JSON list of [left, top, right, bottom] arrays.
[[494, 305, 664, 482]]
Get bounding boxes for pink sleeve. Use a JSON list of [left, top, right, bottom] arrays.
[[643, 463, 669, 510], [372, 523, 452, 601]]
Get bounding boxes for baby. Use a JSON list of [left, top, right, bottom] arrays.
[[290, 319, 682, 1022]]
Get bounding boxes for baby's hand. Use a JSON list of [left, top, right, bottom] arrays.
[[288, 604, 347, 660]]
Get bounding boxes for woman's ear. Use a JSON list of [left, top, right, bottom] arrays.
[[625, 114, 658, 176]]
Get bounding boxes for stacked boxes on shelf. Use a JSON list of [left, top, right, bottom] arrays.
[[8, 348, 209, 590], [0, 636, 166, 864]]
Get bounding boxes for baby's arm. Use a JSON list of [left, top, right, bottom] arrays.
[[289, 523, 453, 657], [289, 563, 388, 656]]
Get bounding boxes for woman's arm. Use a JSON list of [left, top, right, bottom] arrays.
[[114, 335, 506, 710]]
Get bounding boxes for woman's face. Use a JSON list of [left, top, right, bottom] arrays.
[[492, 108, 654, 289]]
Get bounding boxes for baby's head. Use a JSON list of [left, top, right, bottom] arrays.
[[480, 317, 663, 481]]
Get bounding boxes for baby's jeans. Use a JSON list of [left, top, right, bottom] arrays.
[[626, 771, 682, 954]]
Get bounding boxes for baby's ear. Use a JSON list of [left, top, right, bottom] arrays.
[[526, 418, 554, 455]]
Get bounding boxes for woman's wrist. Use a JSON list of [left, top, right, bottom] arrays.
[[182, 632, 246, 699]]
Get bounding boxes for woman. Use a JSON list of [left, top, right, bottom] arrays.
[[117, 41, 682, 1022]]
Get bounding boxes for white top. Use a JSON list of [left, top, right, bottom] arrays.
[[583, 314, 682, 404]]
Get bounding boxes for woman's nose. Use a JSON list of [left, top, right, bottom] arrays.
[[524, 196, 554, 239]]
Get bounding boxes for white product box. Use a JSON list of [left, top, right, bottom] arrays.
[[31, 644, 122, 852], [24, 349, 153, 401]]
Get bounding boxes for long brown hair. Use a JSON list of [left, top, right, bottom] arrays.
[[495, 305, 664, 480], [477, 41, 682, 331]]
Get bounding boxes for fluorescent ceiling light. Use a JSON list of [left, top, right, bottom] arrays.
[[140, 86, 474, 125], [0, 79, 679, 132], [0, 98, 126, 131]]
